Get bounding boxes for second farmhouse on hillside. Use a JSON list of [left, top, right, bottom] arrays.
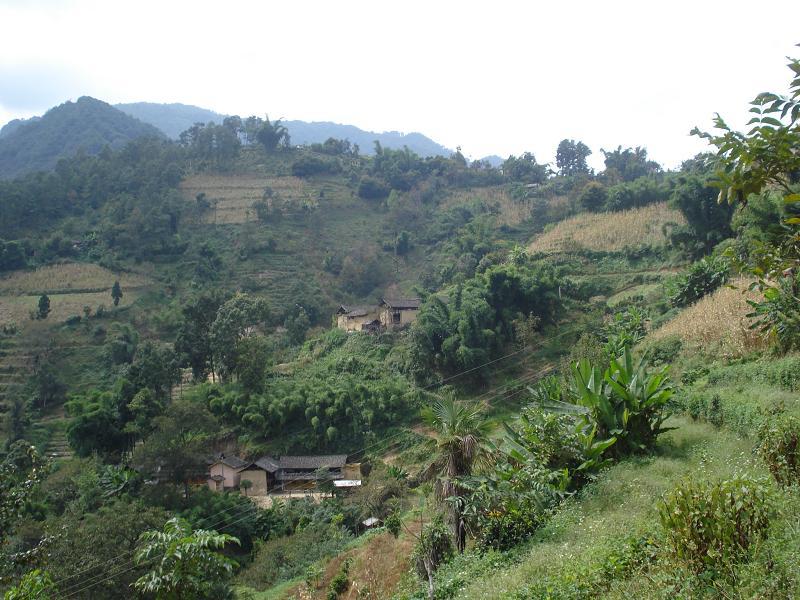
[[336, 297, 420, 333], [207, 453, 362, 495]]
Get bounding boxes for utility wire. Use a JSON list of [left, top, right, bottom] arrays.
[[51, 327, 578, 596]]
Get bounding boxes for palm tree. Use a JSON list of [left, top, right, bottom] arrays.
[[421, 394, 491, 552], [256, 116, 290, 152]]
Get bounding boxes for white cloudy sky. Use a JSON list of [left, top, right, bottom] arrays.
[[0, 0, 798, 170]]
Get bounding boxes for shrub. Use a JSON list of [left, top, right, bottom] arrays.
[[326, 558, 351, 599], [357, 176, 390, 200], [236, 525, 352, 589], [648, 335, 682, 366], [668, 256, 730, 308], [291, 155, 339, 178], [757, 415, 800, 487], [384, 512, 402, 538], [659, 477, 771, 574], [578, 182, 607, 212], [412, 516, 453, 591]]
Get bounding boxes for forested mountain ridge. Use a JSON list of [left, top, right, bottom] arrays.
[[115, 102, 227, 139], [115, 101, 452, 155], [0, 96, 163, 179]]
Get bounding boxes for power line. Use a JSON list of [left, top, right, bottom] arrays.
[[52, 327, 578, 596]]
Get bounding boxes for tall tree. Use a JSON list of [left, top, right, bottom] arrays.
[[133, 398, 218, 496], [502, 152, 549, 184], [601, 146, 661, 182], [111, 280, 122, 306], [421, 395, 490, 552], [556, 139, 592, 176], [175, 290, 229, 381], [210, 293, 270, 381], [668, 174, 735, 257], [36, 294, 50, 319]]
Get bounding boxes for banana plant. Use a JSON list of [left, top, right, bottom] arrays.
[[604, 347, 675, 451]]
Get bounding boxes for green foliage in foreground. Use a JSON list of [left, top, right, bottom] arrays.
[[659, 477, 772, 574], [757, 414, 800, 487], [236, 521, 353, 590], [3, 569, 53, 600], [134, 517, 239, 600], [561, 347, 674, 456]]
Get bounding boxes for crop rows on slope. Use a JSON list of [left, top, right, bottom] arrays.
[[528, 202, 686, 254]]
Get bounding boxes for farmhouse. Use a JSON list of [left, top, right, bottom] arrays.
[[335, 297, 421, 332], [207, 454, 249, 491], [207, 453, 361, 495], [335, 305, 379, 332], [379, 297, 421, 328]]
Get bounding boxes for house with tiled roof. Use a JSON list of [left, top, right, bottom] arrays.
[[207, 453, 361, 494], [379, 297, 421, 328], [335, 298, 421, 333], [335, 305, 379, 332]]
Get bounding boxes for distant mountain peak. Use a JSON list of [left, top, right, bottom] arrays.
[[0, 97, 163, 179], [116, 102, 452, 157]]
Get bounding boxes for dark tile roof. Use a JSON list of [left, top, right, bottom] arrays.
[[381, 298, 421, 310], [337, 305, 373, 317], [210, 454, 248, 469], [254, 456, 280, 472], [278, 454, 348, 470]]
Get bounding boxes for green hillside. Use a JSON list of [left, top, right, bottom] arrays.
[[2, 54, 800, 600], [0, 96, 164, 179]]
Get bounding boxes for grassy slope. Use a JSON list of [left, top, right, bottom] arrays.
[[437, 417, 756, 599]]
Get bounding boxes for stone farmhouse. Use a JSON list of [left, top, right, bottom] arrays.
[[336, 297, 420, 333]]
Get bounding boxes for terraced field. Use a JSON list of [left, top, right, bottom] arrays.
[[528, 202, 686, 254], [180, 174, 318, 224], [0, 262, 151, 295], [0, 289, 142, 327], [441, 187, 572, 228], [0, 262, 151, 329]]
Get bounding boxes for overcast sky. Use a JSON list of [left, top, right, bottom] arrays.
[[1, 0, 798, 170]]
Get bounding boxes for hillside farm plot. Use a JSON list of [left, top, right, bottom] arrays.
[[528, 202, 686, 254], [442, 188, 572, 227], [180, 174, 318, 224], [0, 262, 151, 295], [0, 289, 141, 328], [647, 278, 766, 358]]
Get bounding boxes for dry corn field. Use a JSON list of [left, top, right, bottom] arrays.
[[648, 278, 767, 358], [528, 202, 686, 254], [0, 289, 140, 327], [0, 263, 151, 295], [180, 174, 314, 224]]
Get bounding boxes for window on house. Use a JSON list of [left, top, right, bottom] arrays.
[[392, 311, 401, 324]]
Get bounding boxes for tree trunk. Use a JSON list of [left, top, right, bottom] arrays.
[[424, 557, 435, 600]]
